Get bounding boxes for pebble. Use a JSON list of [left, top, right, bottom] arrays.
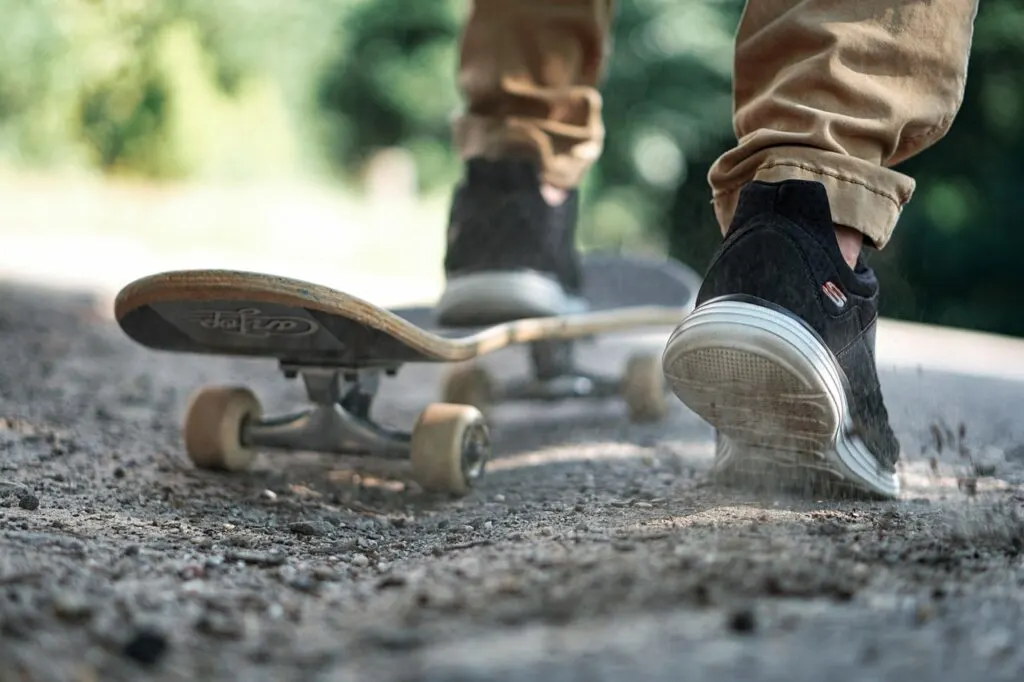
[[728, 608, 757, 634], [224, 550, 287, 567], [122, 629, 168, 666], [313, 566, 340, 582], [350, 553, 370, 568], [179, 564, 205, 580], [18, 494, 40, 511], [52, 593, 93, 622], [914, 602, 936, 624], [261, 490, 277, 501], [289, 521, 322, 537], [376, 573, 407, 589], [195, 612, 244, 639]]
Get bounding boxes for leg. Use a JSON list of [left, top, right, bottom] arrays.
[[436, 0, 614, 326], [663, 0, 979, 498]]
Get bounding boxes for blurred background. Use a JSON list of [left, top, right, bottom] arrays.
[[1, 0, 1022, 335]]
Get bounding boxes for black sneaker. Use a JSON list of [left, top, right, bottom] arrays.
[[435, 158, 587, 327], [661, 179, 901, 498]]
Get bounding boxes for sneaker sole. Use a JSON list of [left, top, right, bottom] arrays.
[[661, 298, 900, 499], [436, 271, 586, 327]]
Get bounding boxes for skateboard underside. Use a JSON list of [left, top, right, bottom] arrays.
[[114, 253, 701, 495], [115, 253, 700, 369]]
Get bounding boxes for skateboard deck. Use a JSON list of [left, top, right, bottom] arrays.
[[114, 253, 699, 368], [113, 253, 700, 496]]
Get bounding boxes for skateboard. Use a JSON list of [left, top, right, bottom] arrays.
[[114, 253, 701, 496]]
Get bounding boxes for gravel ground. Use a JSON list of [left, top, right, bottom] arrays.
[[2, 280, 1024, 682]]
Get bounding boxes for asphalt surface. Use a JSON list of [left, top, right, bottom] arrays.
[[1, 279, 1023, 682]]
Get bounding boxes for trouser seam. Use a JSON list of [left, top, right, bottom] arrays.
[[712, 160, 902, 209]]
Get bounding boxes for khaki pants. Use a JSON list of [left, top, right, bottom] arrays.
[[454, 0, 979, 248]]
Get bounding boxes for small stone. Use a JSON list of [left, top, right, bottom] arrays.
[[914, 602, 936, 625], [52, 593, 93, 622], [633, 501, 653, 509], [261, 489, 278, 501], [313, 566, 340, 582], [350, 553, 370, 568], [289, 521, 322, 536], [122, 629, 168, 666], [493, 494, 506, 502], [179, 564, 205, 580], [957, 477, 978, 496], [288, 575, 317, 593], [224, 550, 286, 567], [18, 494, 39, 511], [195, 612, 244, 639], [224, 533, 252, 548], [728, 608, 757, 634], [113, 467, 126, 479], [376, 574, 407, 590]]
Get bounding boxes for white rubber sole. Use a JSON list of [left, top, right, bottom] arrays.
[[436, 271, 587, 326], [662, 299, 900, 499]]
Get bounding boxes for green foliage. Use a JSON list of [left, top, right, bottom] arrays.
[[315, 0, 464, 189], [0, 0, 336, 178], [583, 0, 742, 252]]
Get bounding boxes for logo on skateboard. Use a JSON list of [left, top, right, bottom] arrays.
[[190, 308, 319, 337]]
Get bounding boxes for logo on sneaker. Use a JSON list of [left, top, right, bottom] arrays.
[[821, 281, 847, 309]]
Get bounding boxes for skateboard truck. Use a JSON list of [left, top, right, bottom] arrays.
[[441, 338, 670, 423], [180, 364, 490, 496]]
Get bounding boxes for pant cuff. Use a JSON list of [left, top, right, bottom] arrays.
[[452, 114, 602, 190], [711, 146, 916, 249]]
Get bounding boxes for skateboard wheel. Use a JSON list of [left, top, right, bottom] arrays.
[[621, 353, 668, 423], [410, 403, 489, 495], [440, 363, 495, 415], [182, 386, 262, 471]]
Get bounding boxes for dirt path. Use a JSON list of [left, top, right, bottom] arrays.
[[2, 280, 1024, 682]]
